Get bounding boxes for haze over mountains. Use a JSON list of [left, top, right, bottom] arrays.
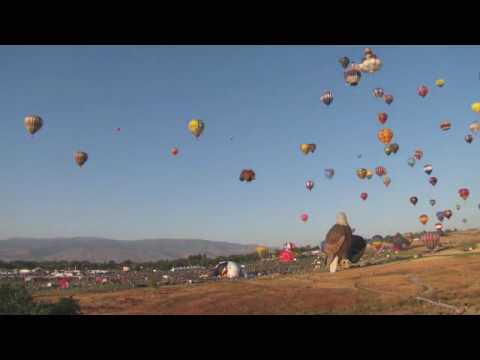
[[0, 238, 257, 262]]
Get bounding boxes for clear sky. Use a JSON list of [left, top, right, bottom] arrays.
[[1, 45, 479, 246]]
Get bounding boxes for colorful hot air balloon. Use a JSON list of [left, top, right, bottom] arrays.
[[458, 188, 470, 200], [344, 68, 362, 86], [440, 121, 451, 131], [239, 169, 256, 182], [24, 115, 43, 136], [424, 164, 433, 175], [366, 169, 373, 179], [417, 85, 429, 98], [429, 177, 438, 186], [429, 199, 436, 207], [465, 135, 474, 144], [471, 102, 480, 113], [356, 168, 368, 180], [320, 91, 333, 106], [378, 112, 388, 125], [414, 149, 423, 161], [408, 157, 416, 167], [422, 231, 440, 249], [325, 168, 335, 179], [390, 143, 399, 154], [300, 143, 316, 155], [384, 144, 393, 156], [373, 88, 384, 98], [419, 214, 429, 225], [300, 213, 309, 223], [377, 128, 393, 144], [469, 121, 480, 133], [383, 176, 391, 187], [171, 147, 179, 156], [375, 166, 386, 177], [436, 211, 445, 222], [410, 196, 418, 206], [435, 223, 444, 231], [384, 94, 394, 105], [305, 180, 314, 191], [74, 151, 88, 167], [188, 119, 205, 139], [360, 192, 368, 201], [435, 79, 445, 88], [444, 210, 453, 220], [339, 57, 350, 69]]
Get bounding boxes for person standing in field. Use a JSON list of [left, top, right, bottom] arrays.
[[323, 212, 353, 273]]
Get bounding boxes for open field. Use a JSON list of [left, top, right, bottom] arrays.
[[34, 230, 480, 315]]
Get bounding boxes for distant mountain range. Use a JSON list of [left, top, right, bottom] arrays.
[[0, 237, 258, 263]]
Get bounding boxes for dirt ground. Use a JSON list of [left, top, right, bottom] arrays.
[[34, 230, 480, 315]]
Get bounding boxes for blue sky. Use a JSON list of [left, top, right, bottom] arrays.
[[1, 45, 479, 246]]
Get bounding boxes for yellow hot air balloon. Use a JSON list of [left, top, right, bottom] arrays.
[[256, 246, 269, 258], [435, 79, 445, 88], [300, 144, 316, 155], [188, 119, 205, 138], [356, 168, 367, 180], [377, 128, 394, 145], [472, 103, 480, 113], [366, 169, 373, 179]]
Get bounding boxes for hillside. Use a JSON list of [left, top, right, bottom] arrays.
[[0, 237, 257, 262]]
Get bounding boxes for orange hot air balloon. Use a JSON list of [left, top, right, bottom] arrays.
[[419, 214, 429, 225], [377, 128, 393, 145]]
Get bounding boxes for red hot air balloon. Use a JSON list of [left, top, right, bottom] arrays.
[[440, 121, 451, 131], [360, 192, 368, 201], [429, 177, 438, 186], [378, 112, 388, 125], [422, 232, 440, 250], [417, 85, 429, 98], [300, 213, 309, 223], [414, 149, 423, 161], [459, 188, 470, 200], [305, 180, 314, 191], [171, 147, 179, 156], [375, 166, 386, 177]]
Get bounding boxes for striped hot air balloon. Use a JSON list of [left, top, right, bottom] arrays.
[[375, 166, 386, 177], [320, 90, 333, 106], [421, 232, 440, 250], [24, 115, 43, 136]]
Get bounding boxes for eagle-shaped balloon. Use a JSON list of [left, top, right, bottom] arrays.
[[322, 212, 353, 273]]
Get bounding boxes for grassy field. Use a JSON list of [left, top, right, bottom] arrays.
[[34, 230, 480, 315]]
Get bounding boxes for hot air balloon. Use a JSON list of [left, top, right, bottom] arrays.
[[325, 168, 335, 179], [373, 88, 384, 98], [422, 231, 440, 250], [356, 168, 368, 180], [410, 196, 418, 206], [320, 91, 333, 106], [459, 188, 470, 201], [414, 149, 423, 161], [301, 213, 309, 223], [305, 180, 314, 191], [366, 169, 373, 179], [390, 143, 399, 154], [419, 214, 429, 225], [115, 127, 121, 132], [300, 143, 316, 155], [378, 112, 388, 125], [469, 121, 480, 133], [377, 128, 393, 144], [456, 204, 461, 211], [429, 199, 436, 207], [256, 246, 269, 258], [436, 211, 445, 222], [357, 154, 362, 159], [429, 177, 438, 186], [239, 169, 256, 182], [471, 102, 480, 113], [360, 192, 368, 201], [375, 166, 386, 177], [24, 115, 43, 136], [344, 68, 362, 86], [384, 145, 393, 156], [440, 121, 451, 131], [435, 79, 445, 88], [188, 119, 205, 139], [384, 94, 394, 105], [74, 151, 88, 167], [408, 157, 416, 167], [444, 210, 453, 220], [171, 147, 179, 156], [339, 57, 350, 69], [435, 223, 444, 231], [424, 164, 433, 175], [417, 85, 429, 98], [383, 176, 391, 187], [465, 135, 474, 144]]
